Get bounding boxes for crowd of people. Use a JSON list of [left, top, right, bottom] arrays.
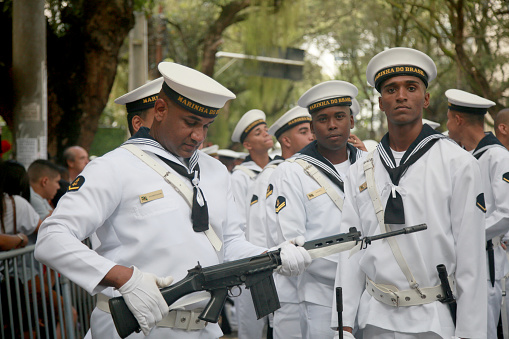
[[1, 46, 508, 339]]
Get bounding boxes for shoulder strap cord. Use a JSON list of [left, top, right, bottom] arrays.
[[287, 158, 343, 212], [363, 150, 424, 295], [233, 165, 258, 179], [121, 144, 222, 252]]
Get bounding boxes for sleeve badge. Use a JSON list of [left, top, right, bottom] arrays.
[[275, 196, 286, 214], [68, 175, 85, 192], [250, 195, 258, 206], [266, 184, 274, 199], [503, 172, 509, 183], [476, 193, 486, 213]]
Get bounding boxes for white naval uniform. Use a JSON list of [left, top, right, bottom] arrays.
[[231, 157, 267, 339], [269, 142, 364, 339], [246, 157, 284, 248], [473, 133, 509, 339], [337, 137, 487, 339], [34, 136, 265, 339], [231, 158, 263, 228]]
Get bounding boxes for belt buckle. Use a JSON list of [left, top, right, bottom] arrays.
[[390, 292, 399, 307]]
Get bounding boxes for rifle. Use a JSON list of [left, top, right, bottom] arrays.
[[109, 224, 427, 338]]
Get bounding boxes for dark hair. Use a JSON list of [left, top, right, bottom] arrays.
[[0, 160, 31, 221], [27, 159, 61, 183], [127, 109, 150, 136]]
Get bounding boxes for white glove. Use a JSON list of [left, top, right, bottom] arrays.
[[275, 236, 311, 276], [118, 266, 174, 336], [333, 331, 356, 339]]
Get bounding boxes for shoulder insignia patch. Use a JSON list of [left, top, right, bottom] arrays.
[[476, 193, 486, 213], [275, 196, 286, 214], [503, 172, 509, 183], [266, 184, 274, 199], [250, 195, 258, 206], [68, 175, 85, 192]]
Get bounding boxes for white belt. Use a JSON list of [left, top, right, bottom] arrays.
[[96, 294, 207, 330], [366, 276, 456, 307]]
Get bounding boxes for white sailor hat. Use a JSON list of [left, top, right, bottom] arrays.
[[201, 144, 219, 156], [445, 89, 495, 115], [422, 118, 440, 129], [114, 77, 164, 114], [231, 109, 267, 143], [217, 149, 242, 159], [366, 47, 437, 93], [297, 80, 358, 114], [351, 98, 360, 116], [158, 62, 236, 118], [268, 106, 311, 139]]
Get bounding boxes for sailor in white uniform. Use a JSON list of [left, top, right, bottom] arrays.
[[445, 89, 509, 339], [247, 106, 314, 248], [230, 109, 275, 339], [114, 77, 164, 136], [268, 81, 364, 339], [34, 62, 311, 339], [336, 47, 487, 339], [231, 109, 274, 225], [243, 106, 313, 339]]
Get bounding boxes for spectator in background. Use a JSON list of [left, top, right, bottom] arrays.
[[63, 146, 89, 182], [51, 165, 70, 207], [495, 108, 509, 149], [27, 159, 61, 221], [2, 160, 30, 201]]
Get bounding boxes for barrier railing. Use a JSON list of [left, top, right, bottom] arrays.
[[0, 245, 95, 339]]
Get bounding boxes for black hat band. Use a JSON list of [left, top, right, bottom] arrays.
[[308, 96, 352, 114], [374, 65, 428, 92], [163, 82, 220, 118], [240, 119, 266, 143], [274, 116, 312, 139], [125, 95, 159, 114], [448, 103, 487, 115]]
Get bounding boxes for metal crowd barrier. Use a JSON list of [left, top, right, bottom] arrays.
[[0, 244, 95, 339]]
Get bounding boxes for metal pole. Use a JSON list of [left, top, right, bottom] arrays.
[[128, 11, 148, 91], [61, 276, 76, 339], [12, 0, 47, 168]]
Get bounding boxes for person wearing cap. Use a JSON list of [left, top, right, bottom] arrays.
[[34, 62, 311, 338], [336, 47, 486, 339], [231, 109, 274, 224], [217, 149, 243, 172], [115, 77, 164, 136], [200, 144, 219, 159], [495, 108, 509, 149], [445, 89, 509, 339], [267, 80, 365, 338], [243, 105, 314, 339], [230, 109, 275, 339]]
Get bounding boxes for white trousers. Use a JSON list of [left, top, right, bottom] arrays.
[[488, 279, 502, 339], [299, 301, 335, 339], [236, 286, 267, 339], [362, 325, 442, 339], [273, 302, 301, 339]]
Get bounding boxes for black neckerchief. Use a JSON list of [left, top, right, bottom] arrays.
[[124, 127, 208, 232], [293, 140, 362, 192], [473, 132, 505, 160], [377, 124, 446, 224]]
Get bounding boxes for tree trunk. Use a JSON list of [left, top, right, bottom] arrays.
[[47, 0, 135, 162]]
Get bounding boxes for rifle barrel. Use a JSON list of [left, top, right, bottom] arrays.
[[364, 224, 427, 242]]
